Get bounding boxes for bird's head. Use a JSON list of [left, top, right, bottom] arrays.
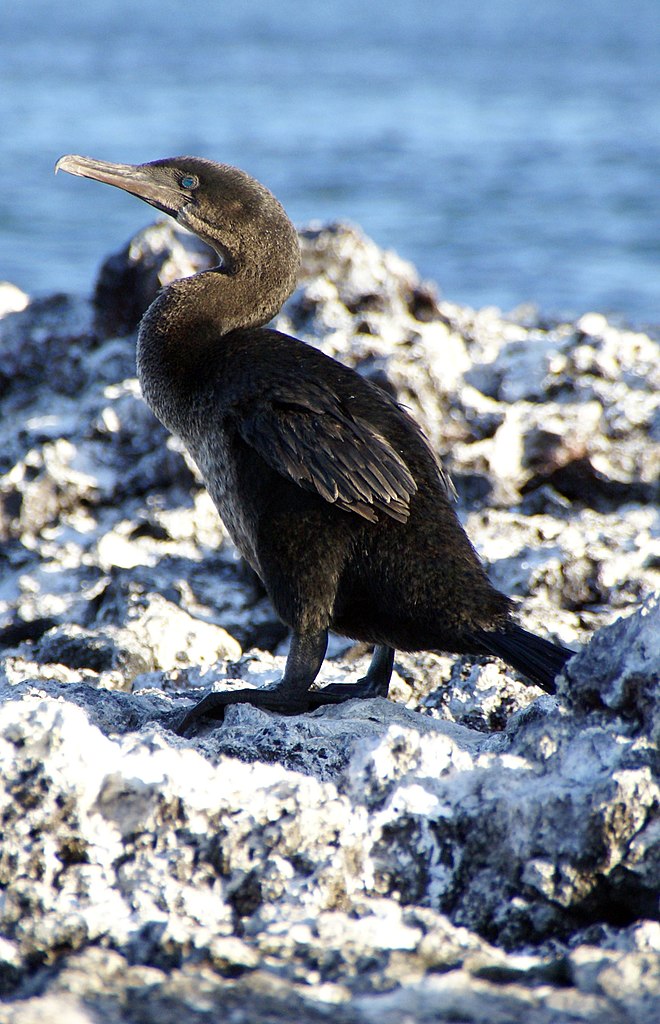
[[55, 154, 300, 289]]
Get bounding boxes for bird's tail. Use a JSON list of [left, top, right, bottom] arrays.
[[470, 623, 574, 694]]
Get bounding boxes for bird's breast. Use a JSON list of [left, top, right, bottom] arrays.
[[186, 428, 262, 575]]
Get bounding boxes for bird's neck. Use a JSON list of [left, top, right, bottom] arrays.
[[136, 263, 296, 433]]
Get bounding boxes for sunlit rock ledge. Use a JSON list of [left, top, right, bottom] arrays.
[[0, 222, 658, 1024]]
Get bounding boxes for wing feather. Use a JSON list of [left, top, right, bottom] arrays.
[[235, 384, 418, 522]]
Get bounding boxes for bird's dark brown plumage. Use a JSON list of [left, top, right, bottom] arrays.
[[55, 153, 574, 731]]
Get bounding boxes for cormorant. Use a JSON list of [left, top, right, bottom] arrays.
[[55, 154, 574, 732]]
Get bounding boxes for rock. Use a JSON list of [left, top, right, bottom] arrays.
[[0, 632, 658, 1022], [0, 293, 95, 396], [562, 592, 660, 741], [0, 282, 29, 318], [0, 221, 658, 1022]]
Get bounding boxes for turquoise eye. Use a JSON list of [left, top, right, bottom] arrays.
[[180, 175, 198, 189]]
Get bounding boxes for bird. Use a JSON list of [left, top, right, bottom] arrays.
[[55, 154, 574, 732]]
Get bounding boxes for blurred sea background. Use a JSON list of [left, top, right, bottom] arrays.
[[1, 0, 658, 325]]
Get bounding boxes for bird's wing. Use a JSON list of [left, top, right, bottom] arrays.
[[235, 385, 418, 523]]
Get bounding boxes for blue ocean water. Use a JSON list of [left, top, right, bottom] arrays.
[[2, 0, 659, 323]]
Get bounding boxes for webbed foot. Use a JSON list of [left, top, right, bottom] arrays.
[[175, 683, 313, 735], [175, 628, 329, 735], [174, 638, 396, 734], [308, 644, 395, 706]]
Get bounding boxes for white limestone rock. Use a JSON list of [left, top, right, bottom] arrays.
[[0, 221, 658, 1023]]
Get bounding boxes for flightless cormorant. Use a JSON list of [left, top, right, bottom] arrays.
[[56, 154, 574, 732]]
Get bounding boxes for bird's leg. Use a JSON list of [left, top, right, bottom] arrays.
[[362, 643, 395, 696], [175, 628, 328, 734], [308, 643, 395, 706]]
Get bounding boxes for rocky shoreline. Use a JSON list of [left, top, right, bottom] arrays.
[[0, 222, 658, 1022]]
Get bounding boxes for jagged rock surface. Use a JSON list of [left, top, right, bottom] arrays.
[[0, 222, 658, 1023]]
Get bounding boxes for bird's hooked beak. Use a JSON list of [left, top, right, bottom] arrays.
[[55, 154, 186, 218]]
